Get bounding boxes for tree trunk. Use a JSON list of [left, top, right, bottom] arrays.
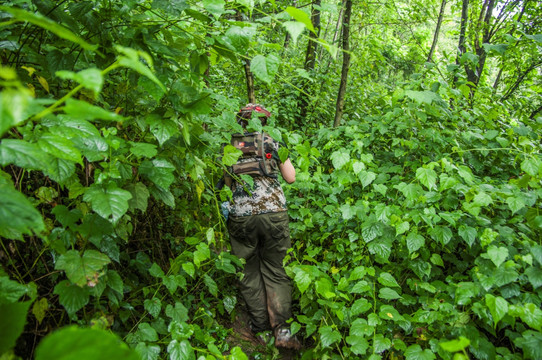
[[454, 0, 469, 86], [333, 0, 352, 128], [427, 0, 447, 63], [244, 60, 255, 103]]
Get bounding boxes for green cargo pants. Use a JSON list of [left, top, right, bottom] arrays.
[[228, 211, 293, 332]]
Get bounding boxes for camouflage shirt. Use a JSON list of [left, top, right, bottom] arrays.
[[228, 137, 287, 217], [229, 175, 287, 217]]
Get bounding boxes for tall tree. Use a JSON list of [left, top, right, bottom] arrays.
[[333, 0, 352, 128], [427, 0, 447, 63]]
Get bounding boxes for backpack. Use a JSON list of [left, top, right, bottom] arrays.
[[228, 132, 279, 178]]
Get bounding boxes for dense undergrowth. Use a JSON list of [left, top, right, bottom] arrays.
[[1, 0, 542, 359]]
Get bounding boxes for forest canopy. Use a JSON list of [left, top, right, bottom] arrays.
[[1, 0, 542, 359]]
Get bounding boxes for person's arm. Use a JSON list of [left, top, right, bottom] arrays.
[[279, 158, 296, 184]]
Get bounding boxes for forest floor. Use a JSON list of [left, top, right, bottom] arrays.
[[225, 304, 300, 360]]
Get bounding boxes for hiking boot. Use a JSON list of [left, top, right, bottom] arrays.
[[274, 327, 301, 350]]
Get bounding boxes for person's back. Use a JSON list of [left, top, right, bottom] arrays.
[[224, 104, 300, 350]]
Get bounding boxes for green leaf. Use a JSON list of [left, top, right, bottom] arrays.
[[429, 226, 452, 245], [283, 21, 305, 44], [32, 298, 48, 325], [35, 326, 139, 360], [368, 238, 392, 261], [53, 280, 90, 314], [0, 139, 51, 171], [0, 183, 45, 239], [293, 267, 312, 294], [0, 89, 32, 137], [487, 245, 508, 267], [514, 330, 542, 359], [472, 191, 493, 207], [168, 340, 195, 360], [138, 323, 158, 342], [396, 221, 410, 236], [458, 226, 477, 247], [145, 115, 179, 146], [457, 165, 475, 185], [135, 343, 161, 360], [251, 54, 280, 85], [521, 157, 541, 177], [416, 167, 437, 190], [379, 287, 402, 300], [430, 253, 444, 267], [485, 294, 508, 328], [140, 159, 176, 190], [351, 298, 372, 316], [194, 243, 210, 267], [506, 195, 526, 214], [83, 183, 132, 223], [144, 298, 162, 318], [152, 0, 189, 15], [404, 344, 436, 360], [203, 0, 225, 18], [55, 250, 111, 287], [165, 302, 189, 323], [359, 171, 377, 188], [406, 232, 425, 254], [319, 325, 341, 348], [285, 7, 315, 34], [520, 303, 542, 331], [373, 334, 391, 353], [525, 266, 542, 288], [405, 90, 441, 105], [0, 6, 98, 52], [378, 273, 400, 288], [63, 99, 121, 121], [225, 26, 255, 52], [330, 150, 350, 170], [38, 133, 82, 164], [129, 142, 158, 158], [203, 274, 218, 296], [116, 46, 165, 91], [0, 301, 31, 354], [222, 145, 243, 166], [526, 34, 542, 44], [439, 336, 470, 352], [346, 334, 369, 356], [126, 183, 150, 212], [56, 69, 103, 93]]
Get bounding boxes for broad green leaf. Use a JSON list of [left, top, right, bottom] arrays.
[[373, 334, 392, 353], [229, 346, 248, 360], [416, 167, 437, 190], [404, 344, 436, 360], [135, 343, 161, 360], [482, 43, 508, 55], [203, 274, 218, 296], [520, 303, 542, 331], [126, 183, 150, 212], [63, 99, 121, 121], [149, 185, 175, 208], [38, 133, 82, 164], [152, 0, 189, 15], [472, 191, 492, 207], [285, 7, 315, 34], [346, 334, 369, 356], [203, 0, 225, 18], [396, 221, 410, 235], [0, 275, 36, 305], [485, 294, 508, 328], [315, 277, 335, 299], [368, 238, 392, 261], [71, 136, 109, 162], [56, 69, 103, 93], [53, 280, 90, 314], [129, 142, 158, 158], [359, 171, 377, 188], [222, 145, 242, 166], [223, 295, 237, 314], [521, 157, 541, 177], [506, 195, 525, 214], [405, 90, 441, 105], [138, 323, 158, 342], [0, 139, 51, 171], [45, 158, 76, 184], [0, 6, 98, 52], [32, 298, 48, 325], [225, 26, 255, 52], [458, 225, 476, 247], [55, 250, 111, 287], [351, 298, 372, 316], [379, 287, 401, 300], [144, 298, 162, 319], [0, 301, 31, 354], [487, 245, 508, 267], [116, 46, 165, 91], [429, 226, 452, 245], [457, 165, 475, 185], [406, 232, 425, 254], [514, 331, 542, 360], [194, 243, 210, 267], [525, 266, 542, 288], [83, 183, 132, 223], [35, 326, 139, 360], [430, 253, 444, 267], [293, 267, 311, 294], [283, 21, 305, 44], [378, 273, 400, 288], [526, 34, 542, 44], [139, 159, 176, 190], [319, 325, 341, 348], [0, 89, 32, 137], [165, 302, 189, 323], [439, 336, 470, 352], [251, 54, 280, 85], [145, 115, 179, 146], [0, 183, 45, 240], [330, 150, 350, 170]]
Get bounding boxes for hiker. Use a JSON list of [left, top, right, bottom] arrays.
[[224, 104, 301, 350]]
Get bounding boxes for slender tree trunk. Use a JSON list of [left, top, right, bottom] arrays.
[[427, 0, 447, 63], [298, 0, 321, 121], [454, 0, 469, 86], [283, 0, 298, 48], [244, 60, 255, 103], [333, 0, 352, 128]]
